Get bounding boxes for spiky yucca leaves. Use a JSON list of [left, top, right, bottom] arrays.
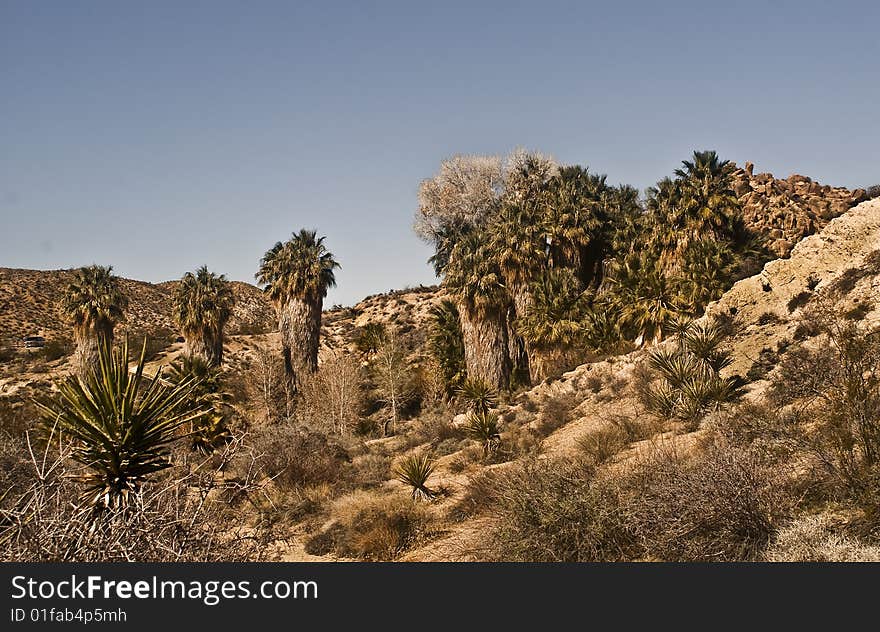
[[643, 319, 745, 426], [36, 340, 208, 509], [256, 229, 339, 388], [173, 266, 235, 367], [457, 378, 498, 415], [428, 300, 467, 396], [62, 265, 129, 379], [463, 410, 502, 456], [166, 355, 232, 454], [394, 454, 436, 501]]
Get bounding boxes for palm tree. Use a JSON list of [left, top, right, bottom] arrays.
[[173, 266, 235, 367], [488, 199, 546, 384], [608, 252, 683, 345], [544, 166, 608, 286], [62, 265, 129, 379], [256, 229, 339, 388], [443, 231, 511, 390], [517, 268, 591, 381], [428, 300, 467, 396]]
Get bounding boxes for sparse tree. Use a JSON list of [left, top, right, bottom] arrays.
[[298, 350, 364, 435]]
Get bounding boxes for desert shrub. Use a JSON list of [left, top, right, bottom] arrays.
[[746, 347, 779, 382], [1, 437, 269, 562], [768, 317, 880, 513], [304, 492, 435, 560], [297, 350, 365, 435], [577, 425, 628, 464], [482, 458, 638, 562], [845, 301, 871, 321], [756, 311, 782, 325], [252, 424, 351, 490], [500, 423, 542, 460], [449, 468, 505, 521], [0, 341, 16, 364], [393, 453, 436, 500], [534, 391, 578, 436], [766, 515, 880, 562], [0, 430, 31, 506], [350, 453, 391, 487], [630, 443, 788, 561], [404, 410, 461, 449], [786, 291, 812, 313]]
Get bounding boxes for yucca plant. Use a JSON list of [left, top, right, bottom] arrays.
[[463, 410, 502, 456], [642, 318, 745, 425], [457, 378, 498, 415], [36, 340, 209, 509], [394, 454, 436, 501]]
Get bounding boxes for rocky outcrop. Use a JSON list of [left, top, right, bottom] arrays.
[[733, 161, 867, 258]]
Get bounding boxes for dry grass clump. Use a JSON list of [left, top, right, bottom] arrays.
[[766, 515, 880, 562], [628, 443, 788, 561], [481, 458, 637, 562], [251, 424, 351, 489], [473, 439, 788, 562], [533, 390, 579, 437], [303, 491, 437, 560], [577, 425, 629, 464]]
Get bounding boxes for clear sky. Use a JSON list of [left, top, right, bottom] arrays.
[[2, 1, 879, 306]]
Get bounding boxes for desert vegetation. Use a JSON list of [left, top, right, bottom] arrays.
[[2, 152, 878, 563]]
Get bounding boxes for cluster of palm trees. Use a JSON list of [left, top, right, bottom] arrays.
[[418, 149, 764, 390], [62, 229, 338, 391]]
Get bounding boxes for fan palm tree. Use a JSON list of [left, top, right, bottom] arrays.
[[428, 300, 467, 396], [517, 268, 591, 381], [544, 165, 608, 286], [608, 252, 683, 345], [487, 199, 546, 384], [256, 229, 339, 388], [443, 231, 511, 390], [62, 265, 129, 379], [173, 266, 235, 367]]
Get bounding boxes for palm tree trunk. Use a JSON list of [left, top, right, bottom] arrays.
[[509, 286, 534, 386], [72, 322, 113, 380], [459, 302, 510, 391], [184, 327, 224, 367], [279, 296, 322, 389]]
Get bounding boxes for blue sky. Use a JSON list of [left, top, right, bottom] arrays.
[[2, 1, 878, 305]]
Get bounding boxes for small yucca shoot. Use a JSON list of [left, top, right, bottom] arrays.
[[394, 454, 436, 501], [463, 411, 502, 456], [457, 378, 498, 415]]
